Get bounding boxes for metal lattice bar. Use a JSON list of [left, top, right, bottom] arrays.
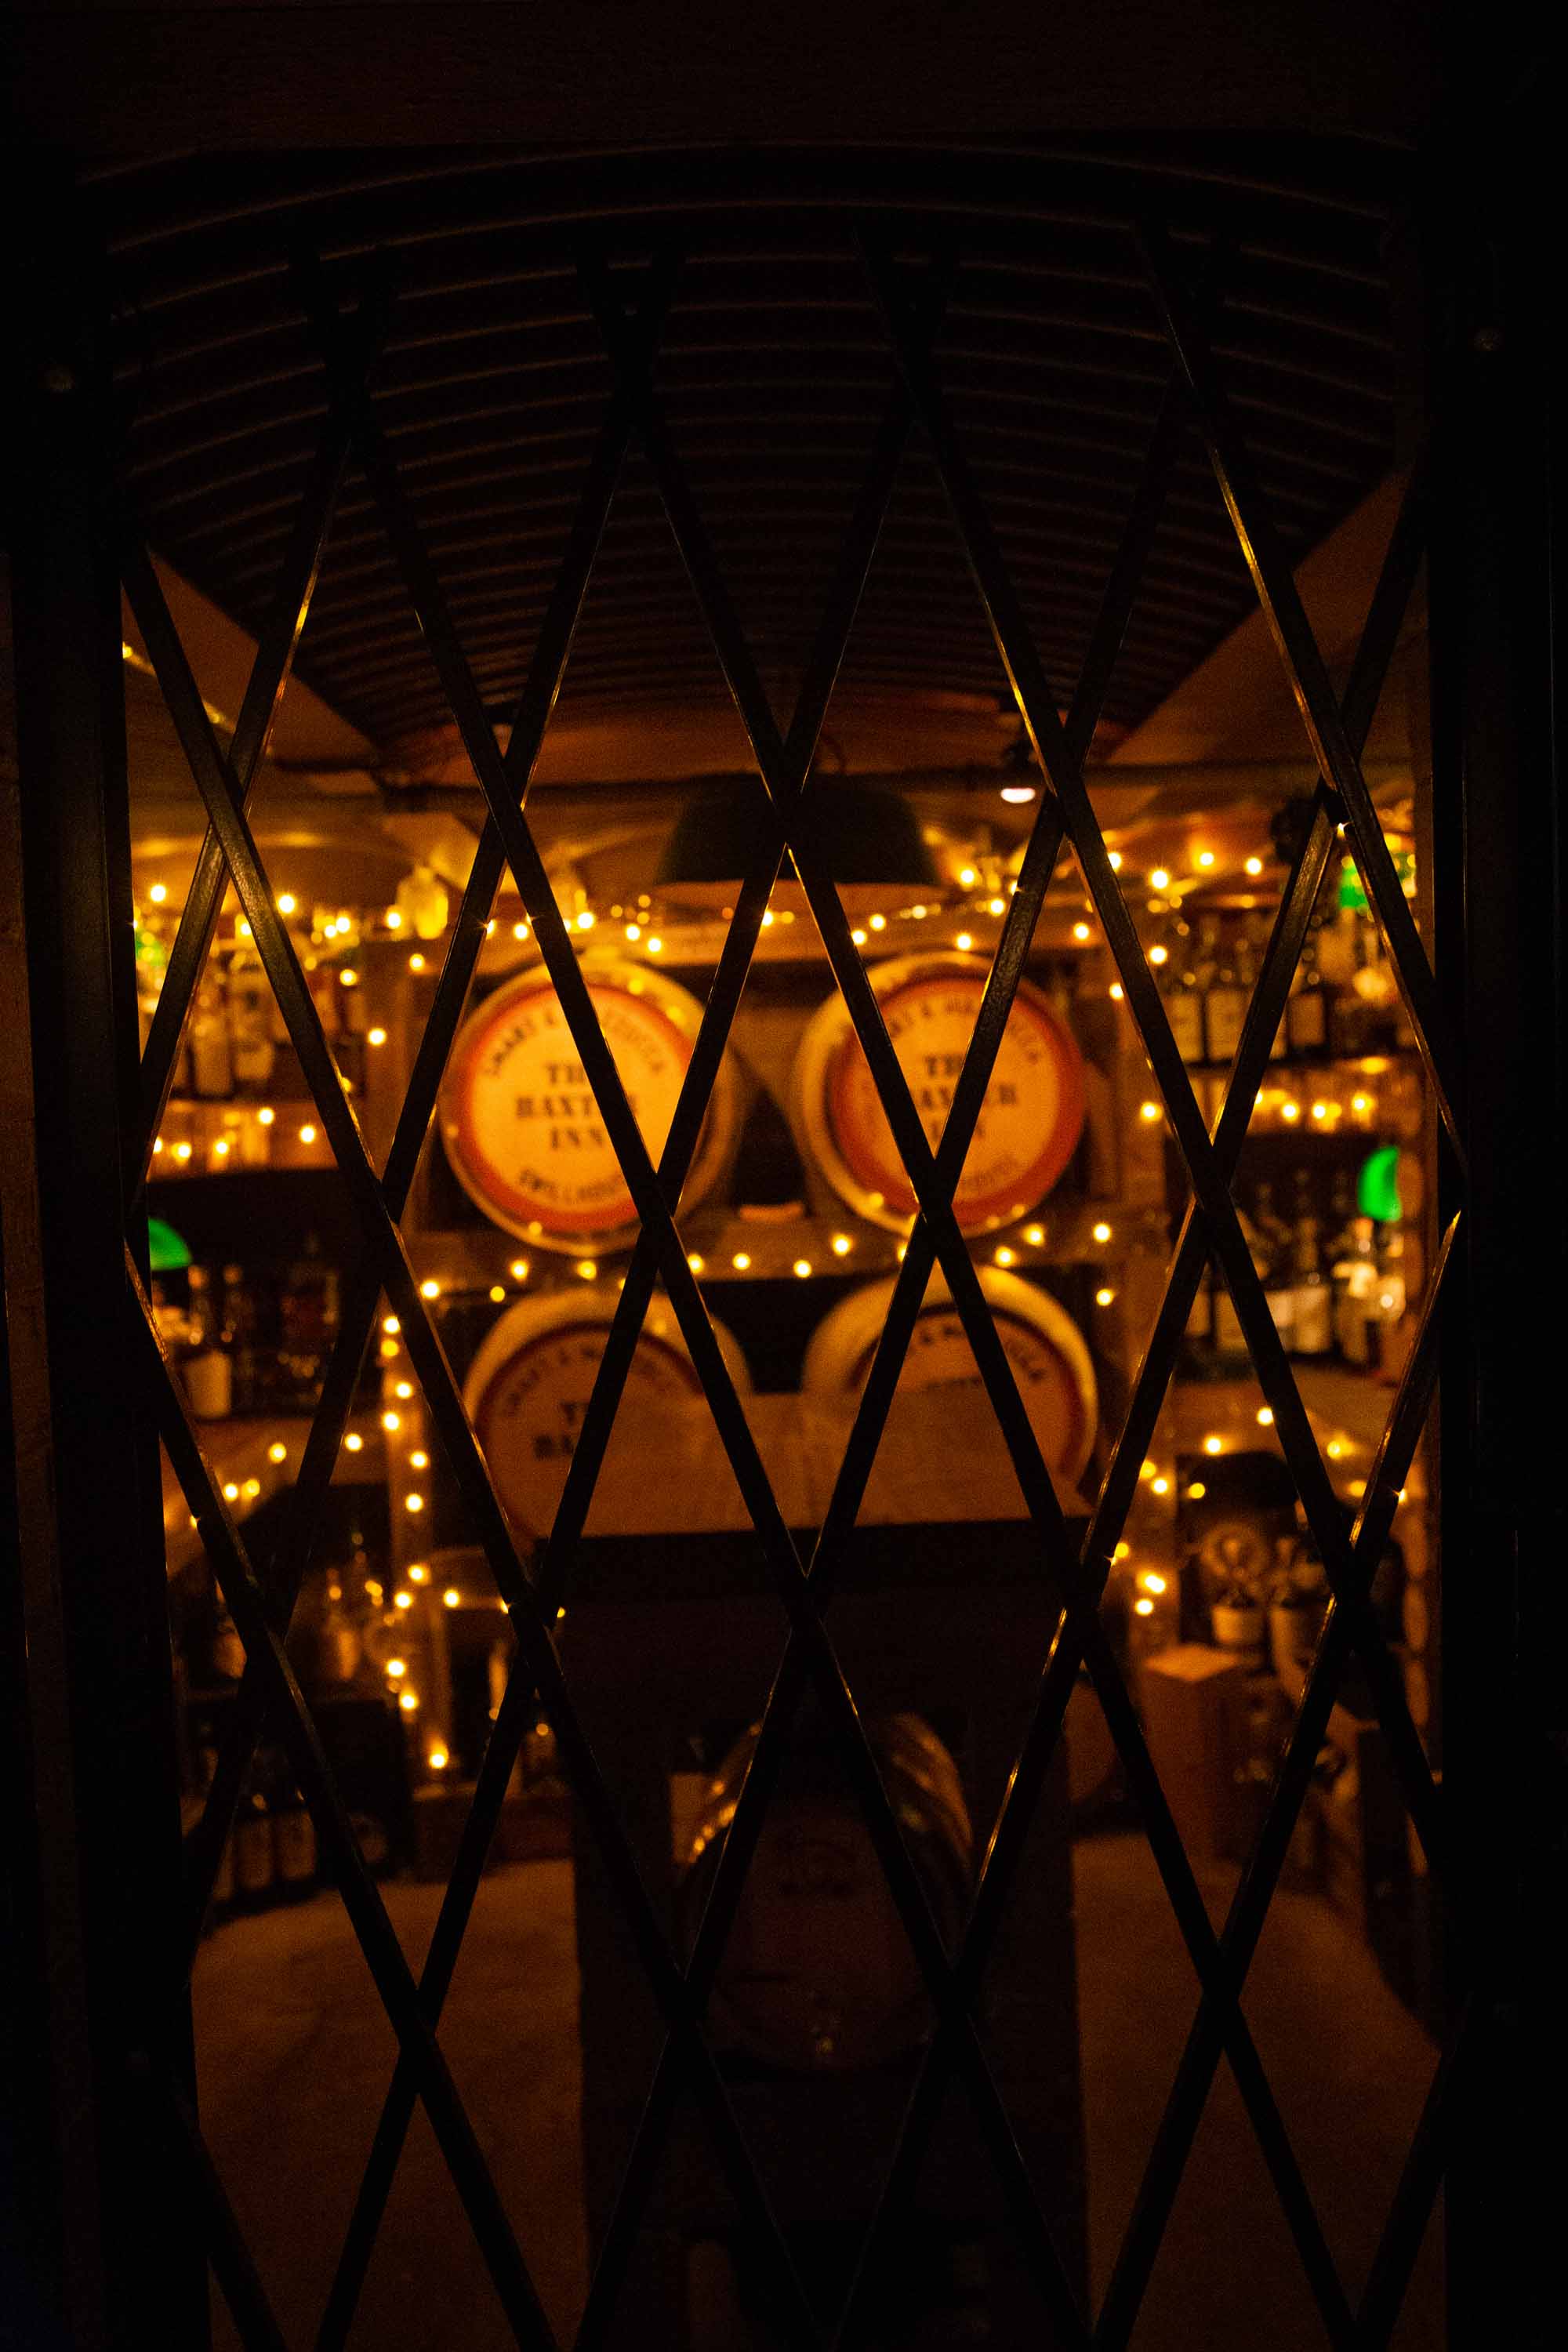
[[98, 188, 1475, 2352], [316, 295, 938, 2348], [132, 270, 827, 2352], [841, 790, 1356, 2351], [862, 231, 1444, 1873], [1356, 1996, 1475, 2345], [129, 2053, 290, 2352], [177, 252, 677, 1978], [590, 241, 1369, 2345], [132, 284, 392, 1200], [133, 1252, 561, 2350], [1138, 223, 1464, 1161], [580, 239, 1403, 2338], [575, 262, 1141, 2334], [856, 231, 1459, 2342], [122, 545, 822, 2350], [1093, 1225, 1457, 2349]]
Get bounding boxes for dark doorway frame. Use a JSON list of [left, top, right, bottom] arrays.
[[3, 137, 1562, 2350]]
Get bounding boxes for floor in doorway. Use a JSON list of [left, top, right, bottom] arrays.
[[191, 1831, 1444, 2348]]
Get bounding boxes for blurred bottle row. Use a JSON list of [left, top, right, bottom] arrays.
[[152, 1240, 343, 1417], [1156, 888, 1414, 1069], [135, 918, 372, 1100], [1183, 1165, 1407, 1374]]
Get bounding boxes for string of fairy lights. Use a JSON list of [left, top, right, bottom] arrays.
[[137, 818, 1415, 1183], [139, 817, 1421, 1782]]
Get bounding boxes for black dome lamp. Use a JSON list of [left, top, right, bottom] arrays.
[[655, 775, 946, 918]]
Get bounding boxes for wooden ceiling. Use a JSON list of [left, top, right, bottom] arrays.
[[92, 141, 1416, 786]]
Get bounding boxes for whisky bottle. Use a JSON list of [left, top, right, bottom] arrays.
[[226, 936, 277, 1094], [1250, 1179, 1297, 1353], [189, 968, 234, 1098], [1203, 924, 1248, 1066], [1287, 1171, 1332, 1358], [1161, 919, 1207, 1064], [1285, 931, 1330, 1059], [183, 1264, 234, 1421]]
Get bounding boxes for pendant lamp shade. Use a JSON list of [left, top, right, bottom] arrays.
[[655, 777, 944, 915]]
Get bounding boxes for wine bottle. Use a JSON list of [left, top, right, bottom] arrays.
[[1162, 920, 1206, 1065], [1203, 923, 1248, 1065], [1250, 1179, 1297, 1354], [226, 937, 277, 1094], [1332, 1213, 1382, 1369], [1212, 1207, 1265, 1365], [183, 1265, 234, 1420], [1285, 931, 1330, 1058], [189, 969, 234, 1098], [220, 1263, 258, 1417], [1287, 1171, 1332, 1358], [280, 1234, 339, 1411]]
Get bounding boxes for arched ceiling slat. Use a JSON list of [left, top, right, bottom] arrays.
[[99, 141, 1408, 765]]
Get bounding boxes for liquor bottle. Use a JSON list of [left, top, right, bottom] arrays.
[[1323, 1168, 1359, 1361], [339, 966, 369, 1037], [1238, 913, 1287, 1061], [1374, 1224, 1408, 1337], [1212, 1207, 1265, 1364], [1285, 930, 1330, 1059], [270, 1770, 318, 1903], [279, 1233, 339, 1409], [1287, 1171, 1333, 1358], [1162, 919, 1206, 1065], [1250, 1178, 1297, 1354], [133, 914, 169, 1055], [183, 1265, 234, 1420], [1316, 876, 1363, 1055], [188, 968, 234, 1098], [1203, 923, 1248, 1066], [1182, 1258, 1218, 1363], [1331, 1213, 1382, 1369], [309, 965, 343, 1051], [231, 1763, 277, 1911], [220, 1263, 258, 1417], [226, 937, 277, 1095]]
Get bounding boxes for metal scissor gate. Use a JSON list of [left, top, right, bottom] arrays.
[[3, 137, 1560, 2352]]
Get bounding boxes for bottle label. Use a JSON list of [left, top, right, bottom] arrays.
[[1267, 1287, 1297, 1342], [1204, 988, 1247, 1064], [1287, 988, 1327, 1053], [1294, 1283, 1332, 1355], [185, 1348, 232, 1421], [1167, 989, 1205, 1063]]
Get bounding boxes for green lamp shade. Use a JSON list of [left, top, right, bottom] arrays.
[[147, 1215, 193, 1273], [1357, 1145, 1402, 1224]]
